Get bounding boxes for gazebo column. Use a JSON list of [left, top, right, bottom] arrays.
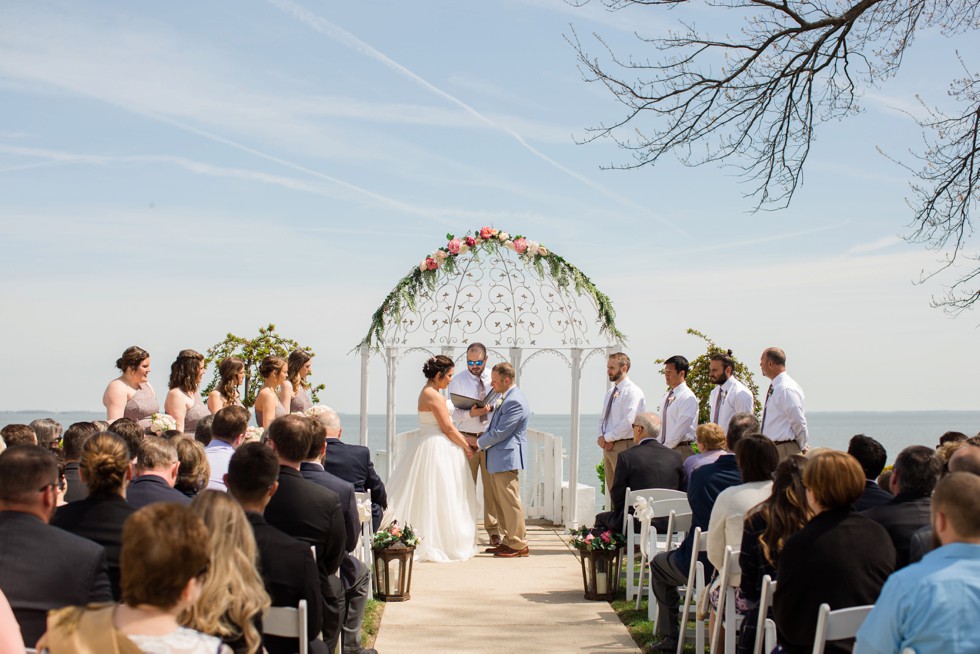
[[385, 346, 399, 479], [359, 348, 370, 447], [510, 347, 523, 385], [568, 347, 583, 528]]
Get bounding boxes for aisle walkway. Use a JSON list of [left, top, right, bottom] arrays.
[[372, 522, 641, 654]]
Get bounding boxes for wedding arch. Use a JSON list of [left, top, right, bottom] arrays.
[[355, 227, 627, 526]]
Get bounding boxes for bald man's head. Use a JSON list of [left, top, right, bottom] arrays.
[[948, 443, 980, 476]]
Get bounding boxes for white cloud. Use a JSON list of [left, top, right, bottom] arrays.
[[846, 235, 903, 255]]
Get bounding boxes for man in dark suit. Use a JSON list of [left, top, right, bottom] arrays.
[[0, 445, 113, 646], [264, 415, 347, 654], [61, 421, 99, 503], [594, 412, 684, 532], [848, 434, 892, 511], [316, 408, 387, 531], [301, 423, 376, 654], [648, 412, 757, 652], [861, 445, 941, 568], [126, 437, 190, 509], [225, 442, 327, 654]]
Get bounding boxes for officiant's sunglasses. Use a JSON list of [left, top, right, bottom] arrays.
[[467, 359, 486, 366]]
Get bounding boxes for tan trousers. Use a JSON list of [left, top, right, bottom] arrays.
[[673, 442, 696, 462], [467, 448, 500, 535], [603, 439, 635, 491], [486, 469, 527, 550], [774, 440, 802, 460]]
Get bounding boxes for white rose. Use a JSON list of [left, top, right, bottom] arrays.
[[497, 231, 510, 241], [505, 240, 516, 251], [458, 243, 470, 254], [434, 250, 448, 262], [419, 261, 427, 271]]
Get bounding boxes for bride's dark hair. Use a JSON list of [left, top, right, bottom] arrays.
[[422, 355, 454, 380]]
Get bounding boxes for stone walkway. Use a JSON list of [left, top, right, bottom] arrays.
[[372, 522, 641, 654]]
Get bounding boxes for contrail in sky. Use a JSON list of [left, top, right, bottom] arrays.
[[266, 0, 687, 236]]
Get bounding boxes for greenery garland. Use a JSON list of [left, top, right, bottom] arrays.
[[356, 227, 626, 351]]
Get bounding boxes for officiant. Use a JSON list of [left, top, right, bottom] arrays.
[[449, 342, 502, 547]]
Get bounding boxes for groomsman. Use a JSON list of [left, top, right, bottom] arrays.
[[707, 351, 754, 435], [659, 355, 698, 460], [596, 353, 645, 491], [759, 347, 809, 458], [448, 342, 501, 546]]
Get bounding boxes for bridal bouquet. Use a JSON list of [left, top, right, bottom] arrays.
[[243, 426, 265, 444], [148, 413, 177, 436], [568, 526, 626, 552], [373, 521, 421, 550]]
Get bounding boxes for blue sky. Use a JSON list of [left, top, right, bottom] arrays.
[[1, 0, 977, 415]]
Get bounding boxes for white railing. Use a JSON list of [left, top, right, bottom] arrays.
[[381, 427, 565, 525]]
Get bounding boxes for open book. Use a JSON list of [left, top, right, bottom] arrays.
[[450, 389, 499, 410]]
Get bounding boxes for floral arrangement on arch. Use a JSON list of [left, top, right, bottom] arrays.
[[568, 526, 626, 552], [419, 227, 548, 272], [373, 521, 421, 550]]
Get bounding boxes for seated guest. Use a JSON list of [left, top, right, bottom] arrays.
[[909, 442, 980, 563], [855, 472, 980, 654], [1, 424, 36, 447], [62, 422, 99, 503], [109, 417, 144, 465], [773, 451, 895, 654], [226, 442, 327, 654], [183, 491, 270, 654], [37, 503, 231, 654], [647, 412, 757, 652], [876, 468, 894, 495], [301, 418, 377, 654], [30, 418, 63, 453], [194, 413, 215, 447], [684, 422, 727, 480], [861, 445, 941, 568], [936, 440, 966, 472], [205, 405, 249, 490], [594, 412, 684, 533], [0, 445, 111, 645], [315, 407, 388, 531], [264, 415, 347, 654], [737, 455, 810, 654], [51, 432, 135, 600], [848, 434, 892, 511], [171, 435, 211, 499], [938, 431, 968, 448], [127, 437, 190, 508]]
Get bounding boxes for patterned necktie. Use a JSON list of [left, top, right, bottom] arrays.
[[761, 385, 774, 432], [601, 386, 617, 433], [662, 389, 675, 442], [477, 376, 488, 424]]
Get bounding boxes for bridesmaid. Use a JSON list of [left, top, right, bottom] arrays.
[[284, 349, 314, 414], [164, 349, 208, 435], [253, 355, 288, 430], [103, 346, 158, 432], [207, 356, 246, 413]]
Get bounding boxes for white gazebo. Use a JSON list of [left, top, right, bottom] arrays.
[[355, 230, 625, 527]]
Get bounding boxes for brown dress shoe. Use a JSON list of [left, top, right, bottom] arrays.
[[490, 534, 502, 546], [484, 545, 504, 554], [494, 545, 530, 558]]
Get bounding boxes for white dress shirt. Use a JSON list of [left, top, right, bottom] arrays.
[[598, 377, 646, 443], [761, 371, 808, 448], [659, 382, 698, 449], [448, 367, 493, 435], [708, 376, 755, 435]]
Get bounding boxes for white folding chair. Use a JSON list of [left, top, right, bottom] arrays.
[[753, 575, 777, 654], [710, 545, 743, 654], [264, 599, 309, 654], [354, 491, 375, 600], [675, 527, 709, 654], [643, 508, 692, 614], [623, 488, 689, 600], [811, 603, 874, 654]]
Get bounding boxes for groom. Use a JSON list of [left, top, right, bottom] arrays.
[[474, 362, 530, 558]]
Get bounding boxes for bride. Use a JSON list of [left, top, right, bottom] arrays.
[[384, 355, 478, 562]]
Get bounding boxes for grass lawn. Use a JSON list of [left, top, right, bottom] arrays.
[[361, 598, 384, 648]]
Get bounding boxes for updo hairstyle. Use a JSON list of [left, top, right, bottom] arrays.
[[217, 356, 245, 405], [79, 432, 131, 496], [169, 349, 204, 393], [422, 355, 454, 380], [116, 346, 150, 373], [287, 349, 312, 391], [259, 355, 286, 380]]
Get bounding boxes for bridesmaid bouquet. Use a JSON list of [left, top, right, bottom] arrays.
[[148, 413, 177, 436], [244, 426, 265, 444], [373, 521, 421, 550]]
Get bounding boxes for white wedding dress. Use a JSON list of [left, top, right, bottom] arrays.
[[384, 403, 478, 562]]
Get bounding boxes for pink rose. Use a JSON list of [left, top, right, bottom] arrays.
[[513, 237, 528, 254], [425, 257, 438, 271], [600, 532, 611, 543], [584, 533, 595, 543], [447, 238, 461, 255], [465, 236, 476, 247], [480, 226, 494, 239]]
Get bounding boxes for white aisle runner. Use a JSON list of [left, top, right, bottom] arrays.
[[372, 521, 640, 654]]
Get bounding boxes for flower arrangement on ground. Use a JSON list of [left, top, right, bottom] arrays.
[[148, 413, 177, 436], [570, 526, 626, 601], [373, 521, 421, 550], [568, 526, 626, 552]]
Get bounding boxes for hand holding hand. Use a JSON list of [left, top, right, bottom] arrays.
[[596, 435, 606, 449]]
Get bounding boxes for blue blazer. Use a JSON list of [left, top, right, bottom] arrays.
[[477, 386, 530, 473]]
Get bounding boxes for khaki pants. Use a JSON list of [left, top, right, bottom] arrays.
[[774, 440, 802, 460], [486, 469, 527, 550], [466, 448, 500, 536], [603, 439, 634, 491], [673, 442, 696, 462]]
